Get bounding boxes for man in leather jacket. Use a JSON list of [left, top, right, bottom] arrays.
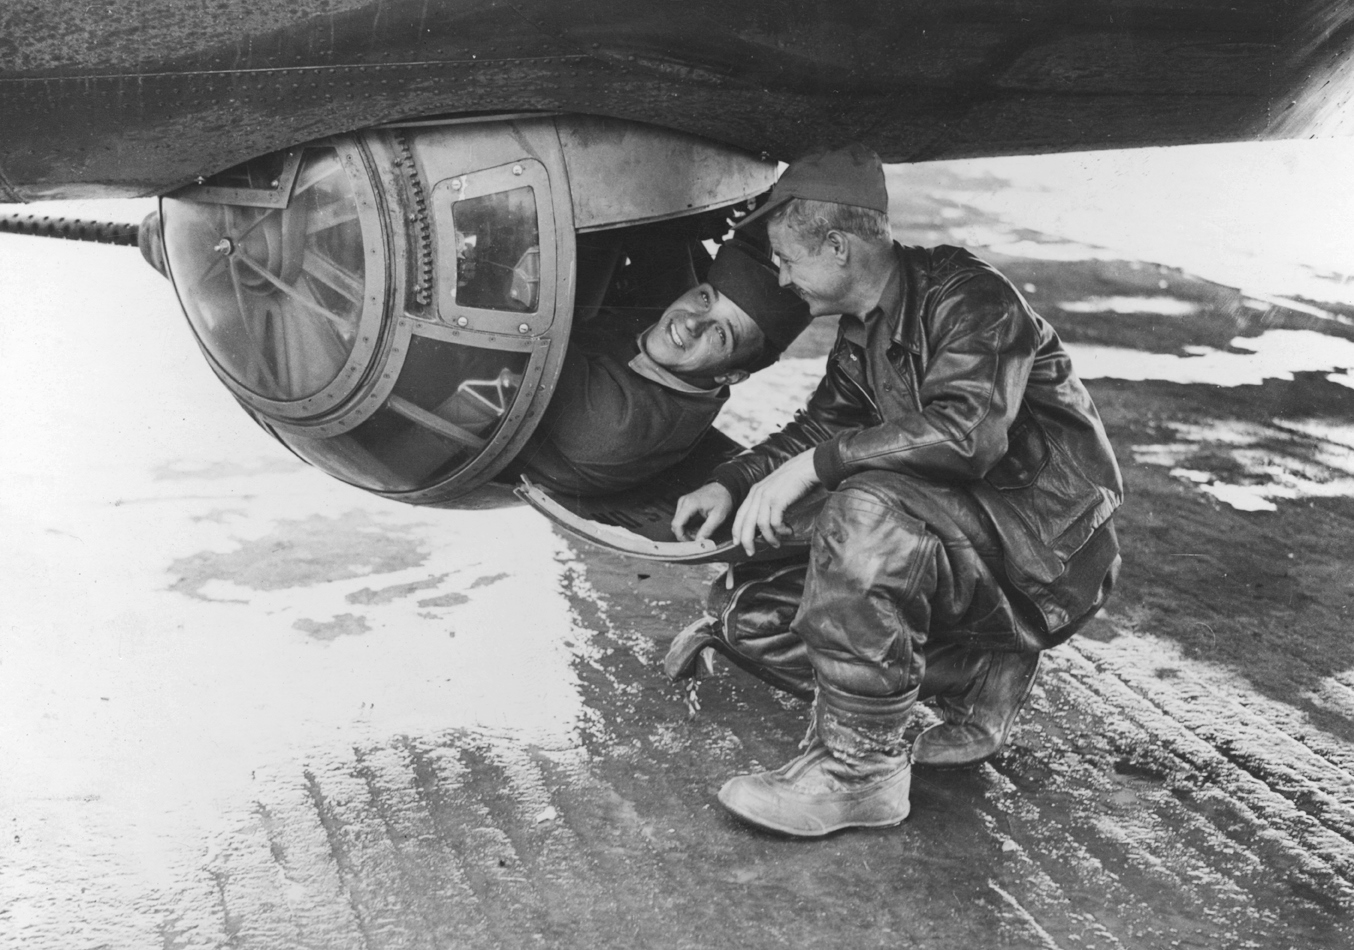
[[670, 144, 1123, 837]]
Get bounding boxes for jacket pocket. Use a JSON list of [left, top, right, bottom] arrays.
[[1005, 438, 1104, 554], [984, 403, 1048, 490], [972, 431, 1109, 585]]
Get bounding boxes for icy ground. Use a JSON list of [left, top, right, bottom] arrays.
[[4, 140, 1354, 948]]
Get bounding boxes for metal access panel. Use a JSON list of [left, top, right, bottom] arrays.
[[554, 115, 777, 232], [515, 429, 818, 565]]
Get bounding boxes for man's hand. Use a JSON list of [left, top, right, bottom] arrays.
[[671, 483, 734, 542], [732, 449, 820, 556]]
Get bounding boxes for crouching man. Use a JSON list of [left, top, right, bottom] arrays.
[[671, 145, 1123, 837]]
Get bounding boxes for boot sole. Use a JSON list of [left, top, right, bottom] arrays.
[[717, 769, 912, 837], [725, 809, 910, 838]]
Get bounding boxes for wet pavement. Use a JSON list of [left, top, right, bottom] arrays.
[[5, 152, 1354, 948]]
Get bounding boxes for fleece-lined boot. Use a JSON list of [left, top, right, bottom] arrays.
[[718, 684, 913, 837], [717, 739, 910, 837]]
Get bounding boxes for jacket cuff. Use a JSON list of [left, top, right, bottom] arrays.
[[711, 466, 752, 509], [813, 439, 850, 491]]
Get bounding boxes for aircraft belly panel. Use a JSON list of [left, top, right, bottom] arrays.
[[1, 0, 1348, 198]]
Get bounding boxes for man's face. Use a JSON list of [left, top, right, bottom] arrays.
[[641, 282, 765, 380], [768, 219, 850, 317]]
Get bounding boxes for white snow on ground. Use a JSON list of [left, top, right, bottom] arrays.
[[1277, 418, 1354, 450], [1056, 296, 1201, 316], [1132, 418, 1354, 512], [890, 137, 1354, 307], [1065, 330, 1354, 387], [1329, 370, 1354, 390], [0, 229, 589, 946]]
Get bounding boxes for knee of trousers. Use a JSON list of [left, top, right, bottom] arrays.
[[808, 484, 939, 596], [793, 485, 939, 697]]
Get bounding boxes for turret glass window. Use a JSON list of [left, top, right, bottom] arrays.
[[452, 187, 540, 312], [162, 146, 377, 403]]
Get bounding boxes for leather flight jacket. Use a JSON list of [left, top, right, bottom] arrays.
[[711, 244, 1123, 645]]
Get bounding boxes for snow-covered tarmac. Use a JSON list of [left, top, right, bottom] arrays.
[[5, 142, 1354, 947]]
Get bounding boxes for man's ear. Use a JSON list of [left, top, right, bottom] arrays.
[[714, 368, 750, 386], [826, 230, 850, 266]]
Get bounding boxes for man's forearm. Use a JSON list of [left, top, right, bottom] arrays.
[[710, 409, 839, 506]]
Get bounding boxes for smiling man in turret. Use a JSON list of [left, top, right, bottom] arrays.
[[670, 144, 1123, 837], [516, 235, 812, 496]]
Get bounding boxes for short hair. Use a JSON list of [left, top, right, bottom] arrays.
[[767, 198, 892, 249]]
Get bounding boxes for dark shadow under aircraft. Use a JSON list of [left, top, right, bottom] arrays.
[[2, 0, 1352, 559]]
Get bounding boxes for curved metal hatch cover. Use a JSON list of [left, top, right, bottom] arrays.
[[515, 429, 816, 566]]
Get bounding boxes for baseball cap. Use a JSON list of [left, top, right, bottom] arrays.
[[736, 142, 887, 231], [707, 237, 812, 364]]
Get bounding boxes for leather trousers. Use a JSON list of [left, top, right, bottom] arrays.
[[713, 471, 1043, 757]]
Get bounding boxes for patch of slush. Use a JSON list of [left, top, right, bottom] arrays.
[[1133, 418, 1354, 510], [1301, 677, 1354, 725], [1197, 483, 1278, 512], [1276, 418, 1354, 450], [346, 574, 447, 604], [293, 612, 371, 640], [1057, 296, 1201, 316], [417, 591, 472, 608], [167, 509, 428, 598], [1066, 329, 1354, 387]]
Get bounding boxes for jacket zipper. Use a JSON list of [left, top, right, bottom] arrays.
[[838, 349, 882, 422]]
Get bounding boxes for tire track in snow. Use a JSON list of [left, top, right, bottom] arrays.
[[1005, 671, 1311, 946], [1055, 635, 1354, 901]]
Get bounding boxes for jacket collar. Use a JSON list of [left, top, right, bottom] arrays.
[[628, 339, 723, 395], [890, 243, 924, 355], [839, 243, 921, 355]]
